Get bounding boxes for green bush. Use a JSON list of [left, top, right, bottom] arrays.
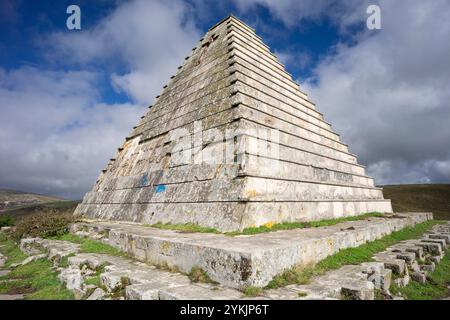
[[10, 209, 75, 240], [0, 215, 15, 227]]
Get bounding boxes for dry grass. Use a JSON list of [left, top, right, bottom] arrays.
[[382, 184, 450, 220]]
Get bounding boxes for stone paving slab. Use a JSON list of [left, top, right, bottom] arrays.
[[0, 252, 6, 267], [255, 222, 450, 300], [0, 269, 10, 277], [9, 219, 447, 300], [71, 212, 432, 288], [15, 237, 244, 300], [159, 283, 244, 300], [0, 294, 25, 300]]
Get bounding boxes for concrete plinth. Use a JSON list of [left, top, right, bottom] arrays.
[[70, 212, 432, 289]]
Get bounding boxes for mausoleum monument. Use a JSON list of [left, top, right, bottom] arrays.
[[75, 15, 393, 232]]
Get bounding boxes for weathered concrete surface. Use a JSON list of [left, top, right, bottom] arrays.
[[13, 236, 243, 300], [10, 219, 446, 300], [258, 221, 450, 300], [0, 294, 25, 300], [20, 238, 80, 263], [75, 200, 394, 233], [74, 15, 392, 232], [71, 212, 432, 289], [87, 288, 106, 300], [0, 269, 10, 277], [159, 283, 243, 300], [0, 252, 6, 267]]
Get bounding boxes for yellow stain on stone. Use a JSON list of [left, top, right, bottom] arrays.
[[245, 189, 257, 198], [161, 241, 171, 253], [264, 221, 274, 229], [326, 239, 334, 250]]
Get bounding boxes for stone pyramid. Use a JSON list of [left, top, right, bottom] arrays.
[[75, 15, 392, 231]]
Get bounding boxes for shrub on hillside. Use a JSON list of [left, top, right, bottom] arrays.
[[0, 215, 15, 227], [11, 208, 76, 240]]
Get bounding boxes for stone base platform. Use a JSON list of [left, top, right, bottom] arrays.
[[70, 212, 432, 289]]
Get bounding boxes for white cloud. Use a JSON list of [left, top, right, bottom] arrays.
[[232, 0, 369, 30], [0, 0, 201, 198], [302, 0, 450, 185], [0, 66, 145, 199], [46, 0, 200, 104], [274, 49, 311, 71]]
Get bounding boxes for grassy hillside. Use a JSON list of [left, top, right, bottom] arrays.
[[382, 184, 450, 220], [0, 200, 80, 220], [0, 189, 63, 211], [0, 189, 80, 220]]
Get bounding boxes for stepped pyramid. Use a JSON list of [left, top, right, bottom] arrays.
[[75, 15, 392, 232]]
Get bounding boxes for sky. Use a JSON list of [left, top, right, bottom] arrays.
[[1, 0, 449, 199]]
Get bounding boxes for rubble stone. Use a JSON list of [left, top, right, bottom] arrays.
[[87, 288, 106, 300], [383, 259, 406, 275], [428, 234, 450, 245], [159, 284, 243, 300], [420, 264, 435, 272], [0, 252, 6, 267], [340, 280, 375, 300], [411, 272, 427, 284]]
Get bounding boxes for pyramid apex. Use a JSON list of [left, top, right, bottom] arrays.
[[208, 14, 255, 32]]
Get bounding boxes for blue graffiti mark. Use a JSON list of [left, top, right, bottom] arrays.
[[140, 173, 149, 186], [155, 185, 166, 193]]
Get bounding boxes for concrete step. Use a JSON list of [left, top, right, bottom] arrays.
[[70, 212, 432, 289], [241, 154, 375, 188], [260, 222, 450, 300], [15, 238, 245, 300], [0, 269, 10, 277], [0, 252, 6, 267], [0, 294, 25, 300], [9, 218, 446, 300], [75, 199, 394, 232]]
